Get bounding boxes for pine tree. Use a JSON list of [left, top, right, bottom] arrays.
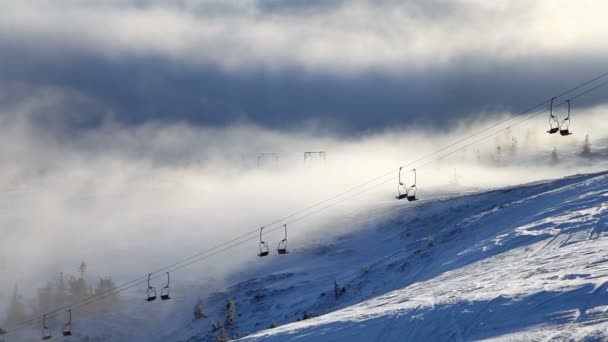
[[54, 273, 67, 309], [193, 298, 206, 320], [225, 299, 236, 327], [94, 277, 119, 307], [69, 261, 90, 302], [78, 261, 87, 279], [551, 147, 559, 165], [582, 134, 591, 156], [35, 282, 54, 314], [334, 280, 344, 300], [510, 137, 518, 156], [6, 285, 27, 324], [217, 326, 229, 342]]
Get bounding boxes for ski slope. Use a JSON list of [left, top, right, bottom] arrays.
[[161, 170, 608, 342]]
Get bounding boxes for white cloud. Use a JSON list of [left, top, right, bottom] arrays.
[[1, 0, 607, 73]]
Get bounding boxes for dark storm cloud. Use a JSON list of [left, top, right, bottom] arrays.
[[2, 46, 606, 134]]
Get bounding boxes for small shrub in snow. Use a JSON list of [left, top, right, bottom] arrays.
[[270, 321, 278, 328], [193, 298, 206, 320], [216, 327, 229, 342], [210, 320, 221, 332], [361, 266, 370, 275], [334, 280, 342, 300], [225, 299, 236, 327], [551, 147, 559, 165]]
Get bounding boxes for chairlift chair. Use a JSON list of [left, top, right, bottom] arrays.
[[396, 167, 408, 200], [559, 100, 572, 136], [62, 310, 72, 337], [42, 314, 51, 340], [277, 224, 288, 255], [406, 169, 419, 202], [258, 227, 269, 257], [160, 272, 171, 301], [547, 97, 559, 134], [146, 273, 157, 302]]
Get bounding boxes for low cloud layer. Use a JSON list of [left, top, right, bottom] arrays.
[[2, 0, 608, 71]]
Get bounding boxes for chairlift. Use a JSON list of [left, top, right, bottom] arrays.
[[41, 314, 51, 340], [62, 310, 72, 337], [258, 227, 269, 257], [547, 97, 559, 134], [146, 273, 157, 302], [304, 151, 327, 163], [257, 153, 279, 167], [406, 169, 418, 202], [160, 272, 171, 301], [278, 224, 288, 255], [396, 167, 408, 200], [559, 100, 572, 136]]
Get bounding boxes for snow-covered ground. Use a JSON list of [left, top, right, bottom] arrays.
[[6, 168, 608, 342], [149, 170, 608, 342]]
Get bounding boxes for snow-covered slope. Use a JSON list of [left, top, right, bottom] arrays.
[[165, 170, 608, 342]]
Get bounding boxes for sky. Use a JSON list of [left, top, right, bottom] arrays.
[[1, 0, 608, 133]]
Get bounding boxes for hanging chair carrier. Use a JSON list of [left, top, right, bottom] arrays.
[[258, 227, 269, 257], [160, 272, 171, 301], [547, 97, 560, 134], [62, 310, 73, 337], [406, 169, 418, 202], [42, 314, 52, 340], [559, 100, 572, 136], [146, 273, 157, 302], [396, 167, 408, 200], [277, 224, 288, 255]]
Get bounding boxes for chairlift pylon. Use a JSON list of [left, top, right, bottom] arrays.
[[41, 314, 51, 340], [62, 310, 72, 337], [258, 227, 269, 257], [278, 224, 288, 255], [257, 153, 279, 167], [146, 273, 157, 302], [160, 272, 171, 301], [559, 99, 573, 136]]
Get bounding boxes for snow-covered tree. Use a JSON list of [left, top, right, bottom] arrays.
[[582, 134, 591, 156], [551, 147, 559, 165], [6, 285, 26, 324], [225, 299, 236, 327], [193, 298, 206, 320]]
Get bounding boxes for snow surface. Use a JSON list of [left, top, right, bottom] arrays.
[[164, 171, 608, 342]]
